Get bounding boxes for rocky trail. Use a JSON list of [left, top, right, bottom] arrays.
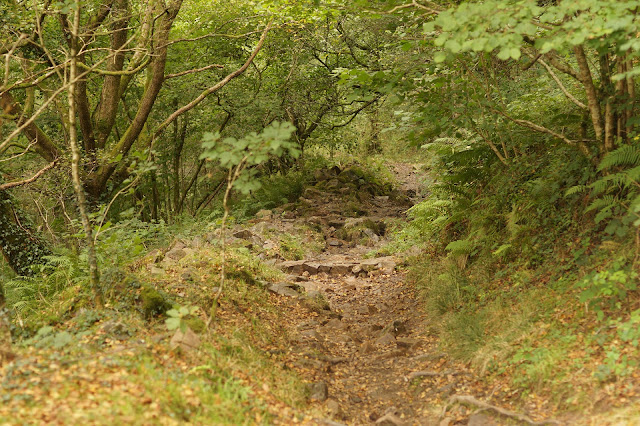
[[231, 163, 552, 425]]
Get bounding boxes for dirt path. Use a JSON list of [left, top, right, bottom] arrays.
[[251, 164, 496, 425]]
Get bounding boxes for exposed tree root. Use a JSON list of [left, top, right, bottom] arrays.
[[441, 395, 562, 425]]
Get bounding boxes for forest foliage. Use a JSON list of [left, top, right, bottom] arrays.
[[2, 0, 640, 419]]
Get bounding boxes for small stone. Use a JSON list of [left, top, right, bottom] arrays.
[[300, 329, 322, 340], [233, 229, 255, 240], [308, 381, 329, 402], [326, 398, 342, 417], [360, 341, 376, 354], [148, 265, 164, 275], [327, 238, 343, 247], [165, 248, 187, 261], [324, 318, 345, 330], [375, 332, 396, 346], [268, 282, 301, 298], [170, 327, 200, 351], [255, 209, 273, 220], [396, 338, 418, 349]]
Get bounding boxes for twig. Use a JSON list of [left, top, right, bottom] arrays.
[[0, 159, 58, 190], [407, 369, 468, 380], [441, 395, 562, 425], [165, 63, 224, 79]]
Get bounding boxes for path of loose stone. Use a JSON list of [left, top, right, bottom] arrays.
[[260, 164, 499, 425]]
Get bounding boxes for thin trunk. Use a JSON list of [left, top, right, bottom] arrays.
[[68, 1, 101, 306], [172, 114, 188, 214], [626, 58, 636, 137], [194, 180, 225, 216], [178, 159, 204, 214], [150, 171, 159, 222], [574, 46, 604, 149]]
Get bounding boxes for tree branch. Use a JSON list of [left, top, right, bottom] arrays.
[[536, 57, 587, 110], [165, 63, 224, 79], [0, 160, 58, 190]]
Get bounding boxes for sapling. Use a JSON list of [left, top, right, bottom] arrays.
[[200, 121, 298, 320]]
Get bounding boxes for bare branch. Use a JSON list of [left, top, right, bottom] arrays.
[[0, 160, 58, 190], [536, 57, 587, 110], [494, 108, 592, 158], [387, 0, 441, 15]]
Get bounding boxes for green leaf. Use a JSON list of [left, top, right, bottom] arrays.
[[165, 317, 181, 331], [433, 51, 447, 63]]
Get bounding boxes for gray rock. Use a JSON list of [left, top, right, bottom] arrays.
[[170, 327, 200, 351], [148, 265, 164, 275], [171, 240, 187, 250], [396, 338, 418, 349], [326, 398, 342, 418], [280, 260, 306, 274], [375, 332, 396, 346], [327, 218, 345, 228], [309, 381, 329, 401], [233, 229, 255, 240], [324, 318, 346, 330], [165, 248, 187, 261], [327, 238, 343, 247], [330, 264, 354, 275], [268, 282, 301, 298], [303, 187, 324, 198], [303, 262, 320, 275], [326, 178, 340, 191], [255, 209, 273, 220]]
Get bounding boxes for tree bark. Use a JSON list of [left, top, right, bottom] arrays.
[[574, 46, 604, 149], [68, 1, 102, 306], [85, 0, 184, 198]]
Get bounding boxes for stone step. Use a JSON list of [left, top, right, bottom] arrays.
[[279, 256, 396, 276]]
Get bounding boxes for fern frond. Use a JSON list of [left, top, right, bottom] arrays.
[[565, 185, 587, 197], [598, 145, 640, 171]]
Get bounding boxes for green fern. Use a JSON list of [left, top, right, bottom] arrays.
[[598, 145, 640, 171]]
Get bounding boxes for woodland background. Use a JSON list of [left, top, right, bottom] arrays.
[[2, 0, 640, 423]]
